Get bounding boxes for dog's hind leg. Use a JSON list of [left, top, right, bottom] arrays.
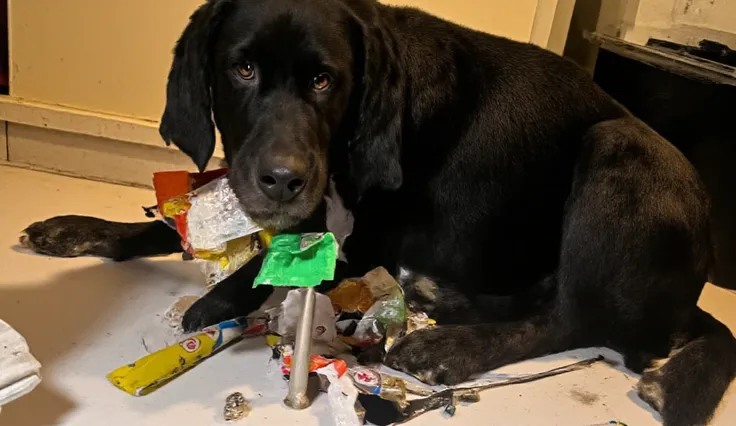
[[20, 216, 182, 260], [556, 118, 736, 426], [635, 308, 736, 426], [388, 118, 736, 425]]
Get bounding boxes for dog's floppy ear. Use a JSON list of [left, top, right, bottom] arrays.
[[347, 8, 405, 194], [159, 0, 232, 172]]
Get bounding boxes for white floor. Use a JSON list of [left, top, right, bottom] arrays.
[[1, 165, 735, 426]]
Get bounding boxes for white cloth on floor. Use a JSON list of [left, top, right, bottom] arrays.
[[0, 320, 41, 411]]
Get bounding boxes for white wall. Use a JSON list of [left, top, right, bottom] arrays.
[[624, 0, 736, 47]]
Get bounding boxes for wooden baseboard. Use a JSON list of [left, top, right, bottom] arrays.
[[1, 121, 7, 161], [0, 96, 225, 187], [0, 96, 163, 147], [6, 123, 225, 188], [0, 160, 153, 189]]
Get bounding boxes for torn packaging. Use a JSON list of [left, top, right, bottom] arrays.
[[353, 356, 605, 425], [327, 279, 375, 314], [152, 170, 269, 287], [254, 233, 338, 288], [269, 290, 338, 343], [318, 363, 364, 426], [107, 317, 267, 396], [328, 267, 408, 350]]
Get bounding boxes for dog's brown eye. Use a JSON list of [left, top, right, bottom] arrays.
[[312, 73, 331, 91], [237, 62, 255, 80]]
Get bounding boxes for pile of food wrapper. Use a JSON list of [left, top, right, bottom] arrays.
[[106, 169, 607, 425], [149, 169, 270, 288]]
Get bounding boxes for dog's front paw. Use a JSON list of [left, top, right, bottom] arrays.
[[181, 294, 241, 332], [384, 326, 481, 385], [181, 278, 274, 332], [20, 216, 119, 258]]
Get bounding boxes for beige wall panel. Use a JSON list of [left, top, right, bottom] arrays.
[[7, 123, 223, 187], [381, 0, 539, 43], [10, 0, 204, 121]]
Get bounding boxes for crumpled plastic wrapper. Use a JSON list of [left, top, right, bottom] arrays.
[[316, 363, 363, 426], [186, 178, 262, 251], [157, 175, 267, 288], [329, 267, 407, 349], [279, 345, 349, 377], [253, 233, 338, 288], [406, 312, 436, 335], [197, 235, 263, 289], [224, 391, 250, 421], [326, 279, 375, 314], [349, 366, 409, 405]]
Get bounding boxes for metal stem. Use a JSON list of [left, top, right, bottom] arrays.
[[284, 286, 316, 409]]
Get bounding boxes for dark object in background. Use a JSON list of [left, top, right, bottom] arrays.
[[593, 36, 736, 290], [647, 39, 736, 67], [358, 394, 403, 426], [0, 0, 7, 94]]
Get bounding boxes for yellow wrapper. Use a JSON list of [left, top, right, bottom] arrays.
[[258, 230, 273, 248], [160, 195, 191, 218], [107, 317, 263, 396], [196, 234, 262, 279], [195, 231, 274, 289]]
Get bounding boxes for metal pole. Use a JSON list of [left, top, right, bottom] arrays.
[[284, 286, 316, 409]]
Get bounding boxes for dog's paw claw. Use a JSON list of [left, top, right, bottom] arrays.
[[18, 232, 31, 248]]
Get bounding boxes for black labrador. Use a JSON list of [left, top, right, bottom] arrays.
[[20, 1, 736, 424]]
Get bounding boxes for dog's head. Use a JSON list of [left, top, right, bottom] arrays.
[[160, 0, 404, 231]]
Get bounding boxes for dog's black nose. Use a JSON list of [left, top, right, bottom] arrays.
[[257, 164, 307, 202]]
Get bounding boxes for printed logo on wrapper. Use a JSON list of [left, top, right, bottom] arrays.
[[180, 337, 201, 353], [350, 367, 382, 395]]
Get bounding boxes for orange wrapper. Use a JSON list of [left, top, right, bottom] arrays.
[[281, 348, 348, 378], [326, 279, 375, 314]]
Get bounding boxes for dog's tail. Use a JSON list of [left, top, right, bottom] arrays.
[[638, 307, 736, 426]]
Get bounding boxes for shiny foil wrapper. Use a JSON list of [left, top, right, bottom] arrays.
[[224, 392, 250, 421], [187, 177, 262, 251]]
